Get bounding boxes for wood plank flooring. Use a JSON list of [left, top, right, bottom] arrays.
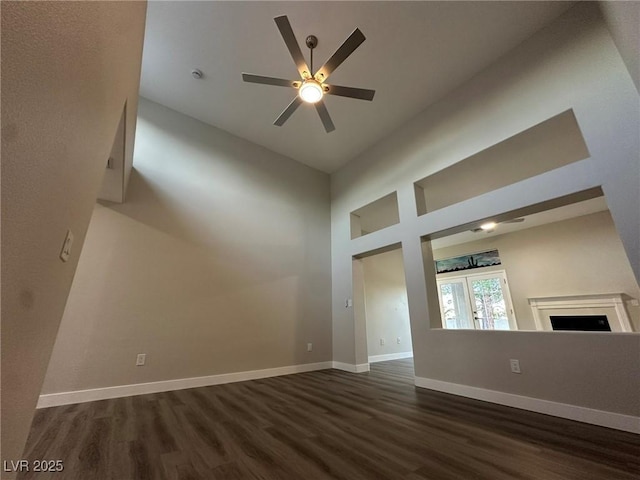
[[18, 359, 640, 479]]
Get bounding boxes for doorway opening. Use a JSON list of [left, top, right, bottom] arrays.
[[353, 245, 414, 375]]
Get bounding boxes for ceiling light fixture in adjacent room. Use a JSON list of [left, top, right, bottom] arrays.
[[480, 222, 497, 231]]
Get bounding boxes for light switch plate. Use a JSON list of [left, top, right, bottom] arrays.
[[60, 230, 74, 262]]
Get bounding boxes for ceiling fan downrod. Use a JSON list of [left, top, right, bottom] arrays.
[[305, 35, 318, 76], [241, 15, 375, 133]]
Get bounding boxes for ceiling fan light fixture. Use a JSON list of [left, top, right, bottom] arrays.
[[241, 16, 373, 132], [299, 79, 323, 103]]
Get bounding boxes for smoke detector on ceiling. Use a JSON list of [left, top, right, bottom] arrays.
[[191, 69, 203, 79]]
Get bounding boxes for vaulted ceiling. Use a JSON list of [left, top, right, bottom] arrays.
[[140, 1, 574, 173]]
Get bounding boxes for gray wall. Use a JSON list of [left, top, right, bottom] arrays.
[[1, 1, 147, 467], [433, 211, 640, 331], [599, 1, 640, 94], [41, 98, 332, 395], [362, 249, 413, 359], [330, 3, 640, 416]]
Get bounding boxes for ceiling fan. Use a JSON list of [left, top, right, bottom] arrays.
[[242, 15, 375, 133]]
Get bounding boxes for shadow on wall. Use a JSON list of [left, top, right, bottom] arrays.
[[40, 99, 332, 396], [104, 168, 303, 291], [107, 99, 325, 284], [111, 96, 330, 330]]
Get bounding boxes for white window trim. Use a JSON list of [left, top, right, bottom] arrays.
[[437, 269, 518, 330]]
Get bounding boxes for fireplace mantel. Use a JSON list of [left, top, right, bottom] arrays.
[[528, 293, 634, 332]]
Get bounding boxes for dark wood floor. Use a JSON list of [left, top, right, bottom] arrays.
[[18, 359, 640, 479]]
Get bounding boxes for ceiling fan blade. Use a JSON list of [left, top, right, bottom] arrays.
[[274, 16, 311, 79], [242, 73, 300, 88], [274, 96, 303, 126], [324, 84, 375, 101], [315, 100, 335, 133], [314, 28, 366, 83]]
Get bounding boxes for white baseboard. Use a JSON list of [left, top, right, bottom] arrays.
[[368, 352, 413, 363], [37, 361, 333, 408], [331, 361, 370, 373], [414, 376, 640, 434]]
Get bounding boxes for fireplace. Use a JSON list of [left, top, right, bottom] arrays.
[[550, 315, 611, 331], [528, 294, 634, 332]]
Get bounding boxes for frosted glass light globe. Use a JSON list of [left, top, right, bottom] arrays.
[[299, 80, 323, 103]]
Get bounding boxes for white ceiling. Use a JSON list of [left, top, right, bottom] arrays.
[[140, 1, 574, 173]]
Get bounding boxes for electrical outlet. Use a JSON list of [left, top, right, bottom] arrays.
[[380, 338, 385, 346], [510, 359, 521, 374], [396, 337, 401, 344], [136, 354, 146, 366], [307, 343, 313, 352]]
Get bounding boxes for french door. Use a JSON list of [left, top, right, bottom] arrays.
[[436, 270, 517, 330]]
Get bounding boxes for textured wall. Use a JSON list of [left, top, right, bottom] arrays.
[[1, 1, 146, 467]]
